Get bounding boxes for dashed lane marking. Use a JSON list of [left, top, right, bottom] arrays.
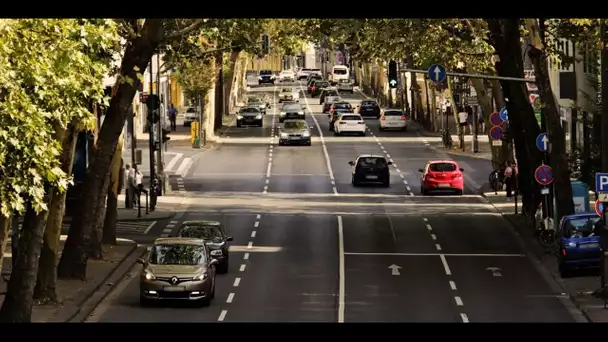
[[251, 231, 257, 238], [455, 296, 464, 306], [218, 310, 227, 321], [247, 241, 253, 248], [460, 313, 469, 323], [449, 281, 457, 290], [254, 221, 259, 228], [439, 254, 452, 275], [435, 244, 442, 251], [239, 264, 246, 272], [226, 293, 235, 303], [244, 253, 249, 260], [233, 277, 241, 287]]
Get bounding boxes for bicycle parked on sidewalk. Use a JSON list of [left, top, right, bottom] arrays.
[[441, 128, 453, 149]]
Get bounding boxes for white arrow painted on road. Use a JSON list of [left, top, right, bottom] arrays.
[[388, 264, 402, 276], [541, 135, 549, 151], [433, 66, 442, 81], [486, 267, 502, 277]]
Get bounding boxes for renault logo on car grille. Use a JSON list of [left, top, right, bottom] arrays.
[[171, 276, 179, 284]]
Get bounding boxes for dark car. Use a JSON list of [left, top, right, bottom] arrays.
[[279, 103, 305, 123], [349, 154, 392, 187], [358, 100, 381, 118], [278, 120, 311, 146], [557, 213, 602, 278], [306, 73, 323, 84], [307, 78, 323, 94], [311, 81, 330, 97], [328, 102, 354, 131], [323, 96, 342, 113], [320, 88, 339, 104], [174, 220, 233, 274], [258, 69, 275, 85], [236, 107, 263, 127]]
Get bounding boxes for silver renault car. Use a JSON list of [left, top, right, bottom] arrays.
[[278, 119, 311, 146]]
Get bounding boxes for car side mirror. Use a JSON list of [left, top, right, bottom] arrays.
[[387, 161, 393, 165], [210, 259, 219, 266], [418, 169, 424, 173], [459, 168, 464, 172], [226, 236, 234, 242], [137, 258, 145, 265], [348, 161, 355, 166]]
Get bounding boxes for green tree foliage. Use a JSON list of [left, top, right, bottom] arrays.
[[0, 19, 119, 217]]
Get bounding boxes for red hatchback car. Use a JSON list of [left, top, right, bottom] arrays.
[[419, 160, 464, 195]]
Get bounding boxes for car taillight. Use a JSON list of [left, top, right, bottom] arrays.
[[339, 121, 346, 125], [401, 115, 406, 120], [381, 116, 386, 120], [452, 173, 462, 178], [357, 121, 364, 124], [562, 248, 567, 256]]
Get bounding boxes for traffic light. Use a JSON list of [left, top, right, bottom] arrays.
[[261, 34, 269, 54], [146, 94, 160, 124], [388, 60, 398, 89], [162, 128, 171, 143]]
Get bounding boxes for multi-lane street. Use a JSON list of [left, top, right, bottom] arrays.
[[89, 81, 586, 323]]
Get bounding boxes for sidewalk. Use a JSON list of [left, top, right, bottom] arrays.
[[427, 135, 493, 161], [482, 191, 608, 322], [1, 238, 145, 322]]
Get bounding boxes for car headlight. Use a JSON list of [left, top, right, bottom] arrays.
[[298, 111, 304, 115], [302, 131, 310, 137], [281, 133, 289, 138], [280, 112, 286, 116], [258, 76, 263, 80], [255, 114, 262, 119], [210, 249, 223, 256], [237, 115, 243, 119], [193, 273, 208, 281], [144, 271, 155, 280]]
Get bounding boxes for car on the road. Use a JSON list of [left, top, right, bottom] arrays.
[[379, 109, 408, 131], [306, 72, 323, 84], [296, 68, 312, 80], [278, 87, 299, 103], [307, 78, 322, 94], [319, 88, 339, 104], [236, 107, 264, 127], [278, 70, 295, 82], [173, 220, 233, 274], [279, 103, 305, 123], [337, 78, 355, 93], [183, 107, 198, 126], [329, 101, 354, 123], [258, 69, 275, 85], [247, 99, 267, 114], [333, 113, 366, 136], [310, 80, 330, 97], [418, 160, 464, 195], [349, 154, 392, 187], [279, 120, 311, 146], [358, 100, 381, 118], [138, 237, 217, 306], [322, 96, 342, 113], [557, 212, 602, 278]]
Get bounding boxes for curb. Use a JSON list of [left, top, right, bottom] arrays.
[[64, 244, 147, 322], [116, 211, 177, 222], [427, 143, 492, 161]]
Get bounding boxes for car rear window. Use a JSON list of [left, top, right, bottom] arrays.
[[333, 69, 348, 75], [341, 115, 361, 121], [362, 101, 377, 106], [241, 107, 260, 113], [564, 217, 601, 238], [357, 157, 387, 167], [384, 111, 403, 116], [429, 163, 457, 172], [260, 70, 272, 75], [282, 88, 291, 92], [334, 103, 352, 109], [283, 121, 307, 129]]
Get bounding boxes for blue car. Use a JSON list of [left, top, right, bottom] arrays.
[[557, 212, 602, 278]]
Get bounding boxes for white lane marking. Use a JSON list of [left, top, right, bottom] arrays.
[[435, 244, 442, 251], [440, 254, 452, 275], [144, 221, 157, 234], [265, 179, 269, 184], [455, 296, 463, 306], [165, 153, 184, 172], [247, 241, 253, 248], [244, 253, 249, 260], [403, 180, 408, 185], [449, 281, 457, 290], [337, 215, 345, 323], [426, 224, 432, 230], [266, 161, 272, 178], [233, 278, 241, 287], [251, 231, 256, 238], [269, 152, 273, 157], [333, 186, 338, 194], [423, 218, 428, 222], [262, 185, 268, 194], [395, 168, 401, 173], [386, 154, 391, 158], [399, 174, 404, 179], [254, 221, 259, 228], [175, 157, 193, 177], [343, 252, 527, 257], [430, 234, 437, 240], [268, 157, 273, 162], [301, 85, 337, 192], [218, 310, 228, 321], [226, 293, 235, 303], [409, 192, 415, 196], [460, 313, 469, 323], [406, 186, 411, 191], [256, 214, 261, 219], [239, 264, 246, 272]]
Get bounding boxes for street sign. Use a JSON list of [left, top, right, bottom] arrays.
[[490, 126, 504, 141], [536, 132, 549, 152], [389, 79, 398, 87], [489, 111, 503, 126], [534, 165, 553, 186], [428, 64, 446, 83], [499, 107, 508, 121], [596, 200, 604, 217], [595, 173, 608, 192]]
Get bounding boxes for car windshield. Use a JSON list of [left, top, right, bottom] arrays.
[[248, 97, 260, 103], [362, 101, 377, 106], [563, 217, 601, 238], [281, 88, 292, 93], [357, 157, 387, 168], [149, 244, 207, 265], [241, 107, 260, 113], [340, 115, 360, 121], [178, 225, 224, 243], [283, 104, 301, 111], [283, 121, 307, 129], [334, 69, 348, 75], [429, 163, 457, 172], [281, 71, 292, 74], [186, 107, 196, 113], [384, 111, 403, 116], [334, 103, 352, 110], [260, 70, 272, 75]]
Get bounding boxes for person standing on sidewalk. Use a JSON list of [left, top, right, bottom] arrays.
[[129, 165, 138, 207], [124, 163, 132, 208], [504, 161, 515, 199], [458, 107, 470, 135], [168, 104, 177, 132]]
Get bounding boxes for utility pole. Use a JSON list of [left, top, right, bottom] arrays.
[[147, 57, 156, 211], [156, 53, 163, 196], [600, 19, 608, 289]]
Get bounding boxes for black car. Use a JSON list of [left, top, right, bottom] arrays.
[[311, 81, 330, 97], [258, 69, 275, 85], [236, 107, 263, 127], [174, 220, 233, 274], [349, 155, 392, 187], [320, 89, 339, 104], [279, 103, 305, 123], [358, 100, 381, 118]]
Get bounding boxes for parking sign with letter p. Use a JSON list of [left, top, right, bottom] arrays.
[[596, 173, 608, 193]]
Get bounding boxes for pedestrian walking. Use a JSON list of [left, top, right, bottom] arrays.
[[169, 104, 177, 132], [457, 106, 470, 135], [129, 165, 138, 207], [124, 163, 132, 208], [504, 161, 515, 199]]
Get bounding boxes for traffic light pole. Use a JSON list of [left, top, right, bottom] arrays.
[[148, 57, 156, 211], [156, 53, 163, 196]]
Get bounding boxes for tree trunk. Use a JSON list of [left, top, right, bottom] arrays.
[[57, 19, 165, 280], [33, 123, 79, 303], [486, 18, 544, 216], [490, 79, 515, 168], [526, 18, 574, 220], [446, 78, 460, 136], [89, 166, 111, 260], [102, 133, 124, 245], [0, 198, 47, 322], [214, 51, 224, 132], [0, 214, 11, 280], [225, 51, 241, 114]]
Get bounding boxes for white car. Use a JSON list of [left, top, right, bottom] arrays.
[[183, 107, 198, 126], [278, 88, 299, 103], [379, 109, 408, 131], [334, 113, 366, 136], [278, 70, 295, 82]]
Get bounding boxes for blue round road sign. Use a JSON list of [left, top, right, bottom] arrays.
[[535, 132, 549, 152], [490, 126, 504, 141], [428, 64, 447, 83], [489, 112, 503, 126], [596, 200, 604, 217], [534, 165, 553, 185], [499, 107, 508, 121]]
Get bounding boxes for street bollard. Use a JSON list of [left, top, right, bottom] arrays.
[[137, 193, 142, 218]]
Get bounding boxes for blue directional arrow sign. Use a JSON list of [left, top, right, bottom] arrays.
[[428, 64, 447, 83], [536, 133, 549, 152], [534, 165, 553, 186], [499, 107, 508, 121]]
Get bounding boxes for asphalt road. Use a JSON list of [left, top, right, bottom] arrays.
[[89, 81, 586, 323]]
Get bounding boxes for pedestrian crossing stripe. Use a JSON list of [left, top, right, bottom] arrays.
[[17, 221, 154, 234]]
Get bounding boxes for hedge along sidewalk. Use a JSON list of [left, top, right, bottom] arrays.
[[1, 238, 146, 322], [481, 191, 608, 323]]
